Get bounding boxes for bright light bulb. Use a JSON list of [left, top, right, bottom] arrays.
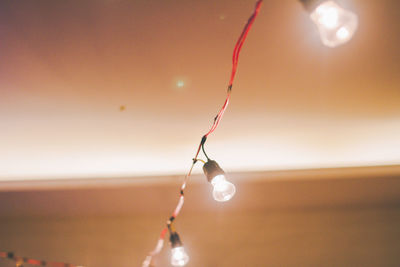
[[210, 175, 236, 202], [171, 246, 189, 266], [310, 1, 358, 47]]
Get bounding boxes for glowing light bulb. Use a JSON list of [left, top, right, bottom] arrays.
[[171, 246, 189, 266], [203, 160, 236, 202], [211, 174, 236, 202], [310, 1, 358, 47]]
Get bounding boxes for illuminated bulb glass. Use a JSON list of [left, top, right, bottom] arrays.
[[210, 175, 236, 202], [310, 1, 358, 47], [171, 246, 189, 266]]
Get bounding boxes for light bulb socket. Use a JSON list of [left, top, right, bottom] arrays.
[[203, 160, 225, 183], [299, 0, 326, 12], [170, 232, 183, 248]]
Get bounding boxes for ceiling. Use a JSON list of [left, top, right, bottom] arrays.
[[0, 167, 399, 266], [0, 0, 399, 181]]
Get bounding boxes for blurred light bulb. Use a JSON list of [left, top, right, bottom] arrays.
[[171, 246, 189, 266], [210, 174, 236, 202], [310, 1, 358, 47]]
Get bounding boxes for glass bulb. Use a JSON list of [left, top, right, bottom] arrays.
[[171, 246, 189, 266], [310, 1, 358, 47], [211, 175, 236, 202]]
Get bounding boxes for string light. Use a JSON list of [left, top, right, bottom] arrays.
[[0, 1, 362, 266], [303, 0, 358, 47], [0, 251, 83, 267], [142, 1, 263, 266]]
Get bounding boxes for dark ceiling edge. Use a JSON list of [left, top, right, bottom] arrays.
[[0, 165, 399, 192]]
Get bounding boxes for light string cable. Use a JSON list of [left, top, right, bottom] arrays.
[[142, 1, 263, 266], [0, 251, 84, 267]]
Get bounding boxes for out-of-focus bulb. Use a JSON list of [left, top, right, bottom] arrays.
[[171, 246, 189, 266], [210, 174, 236, 202], [310, 1, 358, 47]]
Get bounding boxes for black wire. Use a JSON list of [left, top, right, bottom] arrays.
[[201, 142, 211, 161]]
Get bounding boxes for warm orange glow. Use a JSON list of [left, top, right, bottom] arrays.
[[0, 1, 399, 181]]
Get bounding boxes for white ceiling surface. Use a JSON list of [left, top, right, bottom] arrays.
[[0, 0, 399, 181]]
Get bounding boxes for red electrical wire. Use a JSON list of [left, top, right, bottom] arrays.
[[205, 0, 262, 137], [142, 1, 262, 266]]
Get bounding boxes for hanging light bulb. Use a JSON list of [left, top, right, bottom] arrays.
[[308, 1, 358, 47], [203, 160, 236, 202], [170, 232, 189, 267], [171, 247, 189, 267], [210, 174, 236, 202]]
